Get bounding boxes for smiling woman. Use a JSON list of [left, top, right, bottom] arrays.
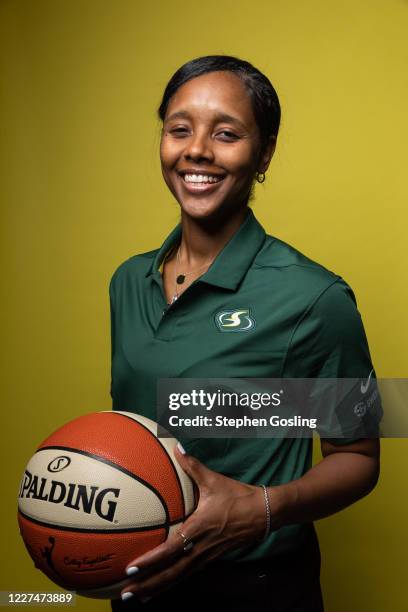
[[160, 73, 263, 217], [158, 59, 278, 224], [109, 55, 380, 611]]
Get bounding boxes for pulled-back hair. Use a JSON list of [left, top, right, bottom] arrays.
[[157, 55, 281, 156]]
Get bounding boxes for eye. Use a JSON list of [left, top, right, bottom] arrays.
[[217, 130, 239, 141], [169, 127, 189, 137]]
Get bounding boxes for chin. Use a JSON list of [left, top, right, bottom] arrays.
[[178, 197, 222, 220]]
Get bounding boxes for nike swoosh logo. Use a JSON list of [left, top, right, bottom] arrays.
[[361, 368, 374, 394]]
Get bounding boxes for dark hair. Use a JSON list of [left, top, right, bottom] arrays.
[[157, 55, 281, 157]]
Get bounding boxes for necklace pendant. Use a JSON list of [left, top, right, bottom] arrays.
[[176, 274, 186, 284], [171, 294, 178, 304]]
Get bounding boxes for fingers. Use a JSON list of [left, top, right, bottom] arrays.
[[125, 538, 180, 576], [125, 519, 202, 576], [121, 518, 222, 601], [123, 553, 195, 599], [121, 535, 199, 602], [173, 445, 216, 492], [121, 538, 228, 603]]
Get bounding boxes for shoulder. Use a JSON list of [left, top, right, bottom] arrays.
[[253, 233, 368, 369], [300, 276, 364, 346], [255, 233, 338, 279], [281, 269, 369, 377], [254, 233, 357, 308], [109, 248, 159, 295]]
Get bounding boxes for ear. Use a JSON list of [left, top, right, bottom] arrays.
[[258, 137, 276, 174]]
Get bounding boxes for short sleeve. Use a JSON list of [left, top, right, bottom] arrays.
[[282, 277, 383, 443]]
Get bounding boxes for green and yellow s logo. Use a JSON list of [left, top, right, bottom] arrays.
[[215, 308, 255, 332]]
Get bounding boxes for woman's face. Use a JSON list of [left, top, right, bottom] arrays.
[[160, 71, 271, 221]]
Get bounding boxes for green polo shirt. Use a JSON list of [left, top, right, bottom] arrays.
[[109, 207, 378, 561]]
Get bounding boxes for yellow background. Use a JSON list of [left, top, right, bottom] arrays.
[[1, 1, 407, 610]]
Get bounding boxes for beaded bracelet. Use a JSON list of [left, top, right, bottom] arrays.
[[260, 484, 271, 540]]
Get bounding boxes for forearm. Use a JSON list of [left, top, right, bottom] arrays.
[[269, 451, 380, 529]]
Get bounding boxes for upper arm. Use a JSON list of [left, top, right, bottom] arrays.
[[320, 437, 380, 459]]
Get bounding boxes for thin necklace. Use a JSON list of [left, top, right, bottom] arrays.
[[170, 246, 214, 304]]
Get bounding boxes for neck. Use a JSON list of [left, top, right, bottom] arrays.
[[178, 206, 249, 267]]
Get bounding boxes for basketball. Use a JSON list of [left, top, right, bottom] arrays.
[[17, 411, 196, 599]]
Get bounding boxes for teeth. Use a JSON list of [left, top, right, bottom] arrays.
[[183, 174, 222, 183]]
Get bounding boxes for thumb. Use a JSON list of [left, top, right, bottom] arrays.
[[174, 442, 214, 490]]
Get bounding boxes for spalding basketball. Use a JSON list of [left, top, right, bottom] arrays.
[[17, 411, 196, 599]]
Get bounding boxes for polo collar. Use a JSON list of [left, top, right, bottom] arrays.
[[145, 208, 266, 291]]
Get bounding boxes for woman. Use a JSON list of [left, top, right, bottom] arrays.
[[109, 55, 380, 611]]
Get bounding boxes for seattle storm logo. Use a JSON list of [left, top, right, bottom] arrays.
[[215, 309, 255, 332]]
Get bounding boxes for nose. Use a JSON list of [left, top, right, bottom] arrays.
[[183, 129, 214, 163]]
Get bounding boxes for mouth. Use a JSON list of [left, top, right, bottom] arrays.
[[177, 171, 226, 193]]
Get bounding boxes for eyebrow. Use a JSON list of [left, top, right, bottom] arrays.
[[165, 110, 247, 130]]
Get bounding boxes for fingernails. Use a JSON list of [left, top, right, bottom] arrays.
[[177, 442, 186, 455], [126, 565, 139, 576], [121, 591, 134, 601]]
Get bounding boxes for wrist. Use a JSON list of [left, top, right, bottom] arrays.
[[246, 481, 300, 542], [253, 484, 282, 541], [268, 481, 299, 530], [246, 484, 270, 541], [259, 485, 272, 540]]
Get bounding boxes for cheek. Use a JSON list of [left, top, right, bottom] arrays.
[[159, 137, 179, 169], [218, 144, 258, 176]]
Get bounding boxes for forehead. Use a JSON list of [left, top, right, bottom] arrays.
[[165, 71, 255, 125]]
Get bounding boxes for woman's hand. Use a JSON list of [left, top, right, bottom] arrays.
[[119, 443, 269, 603]]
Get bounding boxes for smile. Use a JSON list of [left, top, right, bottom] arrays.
[[178, 173, 226, 193], [184, 174, 223, 184]]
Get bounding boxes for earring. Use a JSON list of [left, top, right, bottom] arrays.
[[256, 171, 266, 183]]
